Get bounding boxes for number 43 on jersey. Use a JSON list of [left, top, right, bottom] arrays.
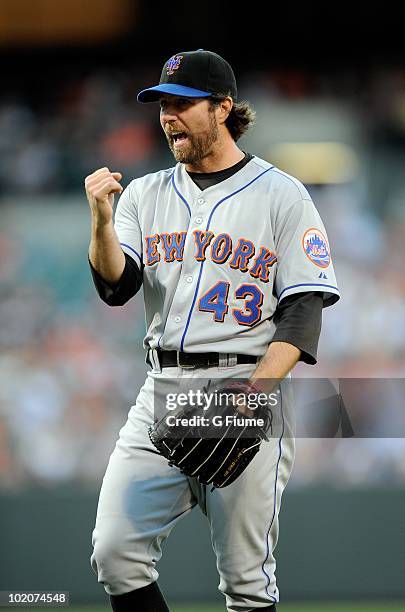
[[198, 281, 263, 326]]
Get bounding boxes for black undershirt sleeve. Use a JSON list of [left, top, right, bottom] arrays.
[[88, 253, 143, 306], [271, 291, 323, 365]]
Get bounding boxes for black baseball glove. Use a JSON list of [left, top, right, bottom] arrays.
[[148, 380, 273, 489]]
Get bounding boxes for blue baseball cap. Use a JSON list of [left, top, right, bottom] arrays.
[[137, 49, 237, 103]]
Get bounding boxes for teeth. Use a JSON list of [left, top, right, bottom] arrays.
[[169, 131, 187, 143]]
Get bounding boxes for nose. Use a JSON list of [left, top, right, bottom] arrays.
[[160, 105, 178, 123]]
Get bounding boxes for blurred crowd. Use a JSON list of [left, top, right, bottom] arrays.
[[0, 69, 167, 196], [1, 66, 405, 490]]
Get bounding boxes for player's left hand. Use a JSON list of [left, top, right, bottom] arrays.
[[148, 380, 272, 489]]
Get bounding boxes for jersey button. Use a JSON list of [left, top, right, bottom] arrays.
[[195, 216, 203, 224], [186, 276, 193, 283], [197, 198, 205, 205], [174, 316, 181, 323]]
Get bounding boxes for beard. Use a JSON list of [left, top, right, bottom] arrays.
[[166, 111, 219, 164]]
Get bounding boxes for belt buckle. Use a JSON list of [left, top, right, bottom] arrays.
[[176, 350, 196, 369]]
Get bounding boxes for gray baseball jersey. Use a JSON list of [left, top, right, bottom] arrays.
[[114, 155, 340, 355]]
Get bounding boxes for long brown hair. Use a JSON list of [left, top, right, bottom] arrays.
[[210, 95, 256, 141]]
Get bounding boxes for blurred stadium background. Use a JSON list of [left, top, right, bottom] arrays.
[[1, 1, 405, 610]]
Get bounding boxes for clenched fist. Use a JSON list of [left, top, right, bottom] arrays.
[[84, 167, 123, 226]]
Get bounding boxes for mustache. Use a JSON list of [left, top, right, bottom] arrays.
[[165, 127, 189, 138]]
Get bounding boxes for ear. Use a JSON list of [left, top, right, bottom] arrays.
[[216, 97, 233, 125]]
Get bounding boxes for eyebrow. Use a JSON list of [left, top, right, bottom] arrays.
[[159, 97, 196, 103]]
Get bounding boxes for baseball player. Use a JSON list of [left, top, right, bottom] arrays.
[[85, 49, 340, 612]]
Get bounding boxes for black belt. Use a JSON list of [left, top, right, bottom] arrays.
[[147, 349, 258, 369]]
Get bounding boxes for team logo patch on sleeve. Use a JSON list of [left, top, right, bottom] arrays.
[[302, 228, 330, 268]]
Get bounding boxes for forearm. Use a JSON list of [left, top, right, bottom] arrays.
[[89, 219, 125, 285], [250, 341, 301, 390]]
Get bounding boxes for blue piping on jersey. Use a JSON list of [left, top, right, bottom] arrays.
[[180, 165, 275, 351], [120, 242, 142, 267], [261, 388, 284, 603], [171, 172, 191, 217], [278, 282, 340, 301]]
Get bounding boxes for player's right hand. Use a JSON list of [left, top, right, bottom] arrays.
[[84, 167, 123, 225]]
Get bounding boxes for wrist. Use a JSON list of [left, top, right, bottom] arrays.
[[92, 217, 114, 236], [249, 377, 278, 395]]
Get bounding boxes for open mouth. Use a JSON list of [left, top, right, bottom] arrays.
[[171, 132, 188, 146]]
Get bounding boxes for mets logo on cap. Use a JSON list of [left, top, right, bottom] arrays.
[[167, 55, 183, 75], [302, 228, 330, 268]]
